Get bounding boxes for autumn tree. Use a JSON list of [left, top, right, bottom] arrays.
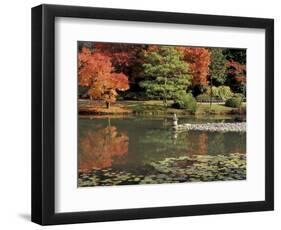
[[177, 47, 211, 87], [140, 46, 191, 106], [226, 60, 246, 95], [78, 47, 129, 108], [93, 42, 147, 84]]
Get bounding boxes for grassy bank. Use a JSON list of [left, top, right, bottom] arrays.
[[79, 100, 246, 116]]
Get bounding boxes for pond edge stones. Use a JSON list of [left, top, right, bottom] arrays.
[[177, 122, 246, 132]]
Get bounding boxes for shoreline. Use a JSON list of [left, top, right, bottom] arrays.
[[79, 100, 246, 116]]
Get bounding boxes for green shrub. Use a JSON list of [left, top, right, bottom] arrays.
[[196, 94, 221, 102], [205, 86, 218, 97], [205, 86, 233, 101], [233, 93, 245, 99], [172, 94, 197, 112], [225, 96, 242, 108], [196, 94, 210, 102], [217, 86, 233, 100]]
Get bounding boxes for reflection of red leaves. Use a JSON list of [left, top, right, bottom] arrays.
[[188, 132, 208, 156], [79, 126, 129, 171], [197, 133, 208, 155]]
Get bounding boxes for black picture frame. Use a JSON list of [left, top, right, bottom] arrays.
[[31, 4, 274, 225]]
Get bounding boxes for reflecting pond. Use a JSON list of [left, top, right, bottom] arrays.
[[78, 115, 246, 187]]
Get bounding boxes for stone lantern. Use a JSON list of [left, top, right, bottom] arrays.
[[172, 113, 178, 130]]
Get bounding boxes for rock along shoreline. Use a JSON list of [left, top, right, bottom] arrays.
[[176, 122, 246, 132]]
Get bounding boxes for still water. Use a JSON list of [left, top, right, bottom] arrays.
[[78, 115, 246, 174]]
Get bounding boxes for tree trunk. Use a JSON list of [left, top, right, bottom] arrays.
[[163, 98, 167, 107], [163, 76, 167, 108], [106, 102, 111, 109]]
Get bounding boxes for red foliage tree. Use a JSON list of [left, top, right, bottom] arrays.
[[147, 45, 159, 52], [93, 43, 130, 68], [226, 60, 246, 94], [78, 48, 129, 108], [177, 47, 211, 86], [93, 42, 146, 83], [226, 60, 246, 80]]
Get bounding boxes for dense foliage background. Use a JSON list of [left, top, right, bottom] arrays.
[[78, 41, 246, 109]]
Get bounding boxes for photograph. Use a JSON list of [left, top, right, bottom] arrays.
[[30, 3, 274, 225], [77, 41, 247, 187]]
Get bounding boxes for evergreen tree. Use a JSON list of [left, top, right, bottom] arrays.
[[140, 46, 191, 106], [209, 48, 227, 85], [223, 48, 246, 64]]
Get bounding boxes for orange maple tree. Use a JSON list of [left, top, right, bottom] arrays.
[[177, 47, 211, 86], [92, 42, 146, 84], [78, 47, 129, 108], [93, 43, 131, 69]]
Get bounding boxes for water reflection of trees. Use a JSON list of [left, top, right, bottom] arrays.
[[190, 133, 208, 155], [78, 117, 246, 172], [139, 130, 207, 162], [207, 132, 246, 155], [79, 126, 129, 171], [139, 129, 246, 162]]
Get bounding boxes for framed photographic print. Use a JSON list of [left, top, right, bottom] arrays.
[[31, 4, 274, 225]]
